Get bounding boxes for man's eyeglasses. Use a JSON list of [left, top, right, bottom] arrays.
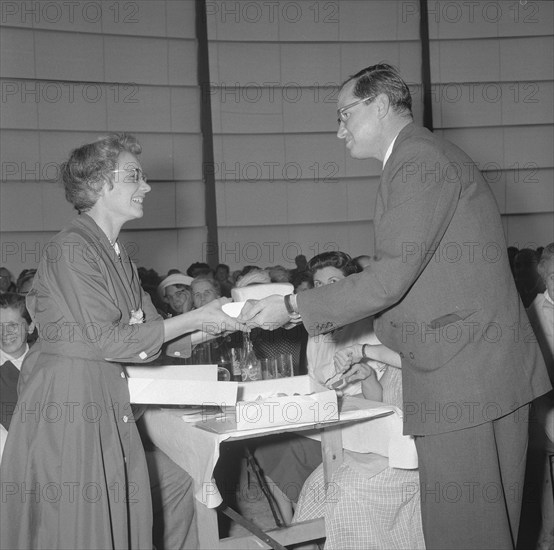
[[337, 96, 373, 125], [112, 167, 147, 184]]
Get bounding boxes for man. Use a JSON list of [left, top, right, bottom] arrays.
[[238, 64, 551, 549], [215, 263, 233, 297]]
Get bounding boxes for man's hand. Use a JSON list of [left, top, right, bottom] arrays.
[[237, 295, 291, 330]]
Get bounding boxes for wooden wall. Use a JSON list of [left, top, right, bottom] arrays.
[[0, 0, 206, 277], [1, 1, 552, 278]]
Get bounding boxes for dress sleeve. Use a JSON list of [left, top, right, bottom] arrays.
[[43, 235, 165, 363]]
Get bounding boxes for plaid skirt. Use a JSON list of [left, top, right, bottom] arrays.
[[294, 458, 425, 550]]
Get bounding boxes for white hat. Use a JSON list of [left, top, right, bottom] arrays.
[[157, 273, 193, 300]]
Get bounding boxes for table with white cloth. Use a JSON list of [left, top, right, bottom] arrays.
[[141, 396, 417, 549]]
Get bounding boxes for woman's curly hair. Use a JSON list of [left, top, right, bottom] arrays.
[[60, 133, 142, 213], [307, 251, 362, 278]]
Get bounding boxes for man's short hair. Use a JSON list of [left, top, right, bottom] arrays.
[[344, 63, 412, 117]]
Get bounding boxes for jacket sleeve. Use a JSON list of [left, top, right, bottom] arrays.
[[297, 139, 463, 335]]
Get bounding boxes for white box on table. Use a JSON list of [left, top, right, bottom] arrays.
[[126, 364, 238, 406], [232, 375, 338, 431], [127, 366, 338, 431]]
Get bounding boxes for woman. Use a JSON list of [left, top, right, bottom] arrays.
[[191, 274, 220, 308], [157, 273, 194, 317], [0, 134, 236, 549], [294, 346, 425, 550], [306, 251, 388, 394], [254, 251, 388, 521]]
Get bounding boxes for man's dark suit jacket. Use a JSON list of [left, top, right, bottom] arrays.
[[297, 123, 551, 436]]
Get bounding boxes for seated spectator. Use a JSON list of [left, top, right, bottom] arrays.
[[268, 265, 291, 283], [138, 267, 163, 312], [0, 268, 16, 294], [189, 276, 236, 364], [507, 246, 519, 278], [515, 248, 545, 307], [191, 275, 220, 308], [230, 270, 242, 286], [293, 359, 424, 550], [0, 295, 198, 550], [236, 268, 271, 288], [290, 254, 308, 281], [306, 251, 385, 396], [528, 243, 554, 380], [0, 293, 33, 431], [520, 243, 554, 550], [15, 269, 37, 295], [157, 273, 194, 317], [215, 263, 233, 298], [353, 254, 373, 270], [237, 265, 261, 282], [253, 251, 390, 520], [235, 269, 307, 374], [186, 262, 212, 278], [292, 271, 313, 293], [136, 418, 198, 550]]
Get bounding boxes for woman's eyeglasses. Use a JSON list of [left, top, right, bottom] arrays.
[[112, 167, 147, 184]]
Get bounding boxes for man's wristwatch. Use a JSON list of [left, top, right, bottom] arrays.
[[284, 293, 299, 316]]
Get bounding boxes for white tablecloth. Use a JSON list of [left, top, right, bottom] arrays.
[[141, 396, 417, 508]]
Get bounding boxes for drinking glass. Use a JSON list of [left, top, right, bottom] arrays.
[[260, 358, 276, 380], [276, 353, 294, 378]]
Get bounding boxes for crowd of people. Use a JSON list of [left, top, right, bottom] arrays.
[[0, 63, 552, 550], [1, 243, 552, 549]]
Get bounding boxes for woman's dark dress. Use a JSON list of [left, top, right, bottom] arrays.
[[0, 214, 165, 549]]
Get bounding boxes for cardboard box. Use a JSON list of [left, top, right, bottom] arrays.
[[126, 367, 337, 431], [231, 375, 338, 431], [126, 364, 238, 406]]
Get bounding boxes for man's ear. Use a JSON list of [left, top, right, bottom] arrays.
[[374, 93, 390, 119]]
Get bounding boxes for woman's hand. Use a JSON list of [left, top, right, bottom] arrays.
[[340, 362, 376, 384], [334, 344, 364, 375], [330, 361, 376, 393], [195, 297, 245, 335]]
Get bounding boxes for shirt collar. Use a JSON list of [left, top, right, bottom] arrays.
[[0, 344, 29, 371], [383, 134, 399, 168]]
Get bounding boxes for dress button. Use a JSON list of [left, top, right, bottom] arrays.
[[120, 372, 125, 378], [123, 415, 128, 423], [409, 352, 415, 359]]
